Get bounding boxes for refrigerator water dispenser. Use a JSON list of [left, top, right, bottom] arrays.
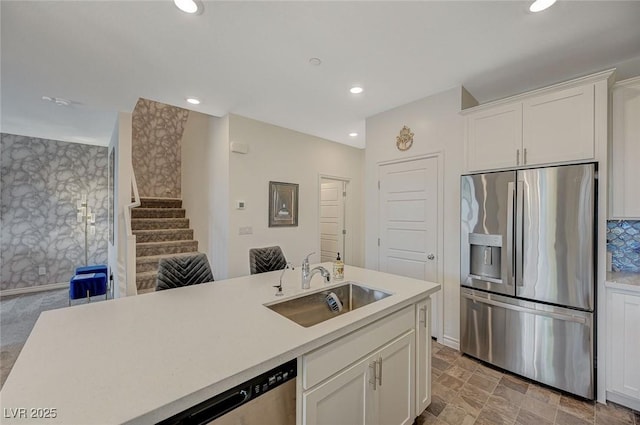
[[468, 233, 502, 282]]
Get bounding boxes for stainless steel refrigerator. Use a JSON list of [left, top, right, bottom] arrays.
[[460, 163, 596, 399]]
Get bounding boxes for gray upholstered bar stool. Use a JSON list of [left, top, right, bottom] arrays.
[[156, 253, 214, 291], [249, 246, 287, 274]]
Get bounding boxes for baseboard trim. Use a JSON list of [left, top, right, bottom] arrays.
[[442, 335, 460, 351], [606, 390, 640, 411], [0, 282, 67, 297]]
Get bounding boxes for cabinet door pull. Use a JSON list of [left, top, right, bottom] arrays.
[[516, 149, 520, 166], [420, 305, 428, 328], [369, 361, 377, 390], [524, 148, 527, 164], [377, 357, 383, 386]]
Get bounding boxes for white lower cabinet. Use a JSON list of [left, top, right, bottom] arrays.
[[375, 332, 415, 425], [607, 287, 640, 411], [302, 355, 373, 425], [302, 332, 414, 425], [300, 301, 431, 425], [415, 298, 432, 415]]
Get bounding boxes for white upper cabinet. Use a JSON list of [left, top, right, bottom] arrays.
[[610, 76, 640, 219], [523, 84, 594, 165], [464, 71, 611, 173], [466, 103, 522, 172]]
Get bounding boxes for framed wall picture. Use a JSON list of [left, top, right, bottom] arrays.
[[269, 181, 299, 227]]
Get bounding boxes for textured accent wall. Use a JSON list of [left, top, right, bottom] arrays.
[[0, 134, 108, 290], [607, 220, 640, 272], [131, 98, 190, 198]]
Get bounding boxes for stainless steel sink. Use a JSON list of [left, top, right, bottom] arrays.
[[265, 282, 392, 327]]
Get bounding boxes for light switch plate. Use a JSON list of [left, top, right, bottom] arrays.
[[239, 226, 253, 235]]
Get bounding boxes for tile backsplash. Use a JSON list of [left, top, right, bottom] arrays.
[[607, 220, 640, 272]]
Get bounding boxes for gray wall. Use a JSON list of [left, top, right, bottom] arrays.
[[1, 133, 108, 291]]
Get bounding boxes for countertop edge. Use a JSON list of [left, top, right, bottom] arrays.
[[128, 285, 440, 424]]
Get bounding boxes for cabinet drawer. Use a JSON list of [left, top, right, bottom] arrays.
[[302, 305, 414, 389]]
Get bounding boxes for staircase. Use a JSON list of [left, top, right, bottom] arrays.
[[132, 198, 199, 294]]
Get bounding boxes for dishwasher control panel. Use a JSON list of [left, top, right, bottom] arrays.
[[254, 360, 296, 396]]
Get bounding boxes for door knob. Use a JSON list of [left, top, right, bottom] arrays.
[[427, 254, 435, 260]]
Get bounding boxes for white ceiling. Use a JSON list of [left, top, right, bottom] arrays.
[[2, 1, 640, 149]]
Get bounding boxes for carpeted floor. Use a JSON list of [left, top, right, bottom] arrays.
[[0, 288, 106, 388]]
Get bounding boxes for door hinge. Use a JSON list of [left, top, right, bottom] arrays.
[[342, 229, 346, 235], [342, 191, 347, 197]]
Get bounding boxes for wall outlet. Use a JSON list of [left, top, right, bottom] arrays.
[[239, 226, 253, 235], [38, 266, 46, 275]]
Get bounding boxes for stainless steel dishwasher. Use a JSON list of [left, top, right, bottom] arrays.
[[157, 359, 296, 425]]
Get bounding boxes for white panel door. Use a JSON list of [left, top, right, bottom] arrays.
[[378, 157, 439, 337], [320, 180, 345, 263]]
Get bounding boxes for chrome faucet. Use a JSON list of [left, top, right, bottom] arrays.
[[301, 252, 330, 289]]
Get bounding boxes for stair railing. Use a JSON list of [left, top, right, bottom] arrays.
[[124, 165, 141, 295]]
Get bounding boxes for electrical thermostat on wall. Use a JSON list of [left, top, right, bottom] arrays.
[[236, 200, 246, 210]]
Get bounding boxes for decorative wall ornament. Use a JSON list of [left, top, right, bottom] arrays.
[[269, 181, 299, 227], [396, 125, 414, 151]]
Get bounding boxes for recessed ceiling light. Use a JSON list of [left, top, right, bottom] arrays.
[[529, 0, 557, 12], [174, 0, 198, 14], [350, 86, 364, 94], [309, 58, 322, 66], [349, 132, 358, 137], [186, 97, 201, 105]]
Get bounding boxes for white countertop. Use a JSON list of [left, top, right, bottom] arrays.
[[0, 265, 440, 424], [606, 271, 640, 293]]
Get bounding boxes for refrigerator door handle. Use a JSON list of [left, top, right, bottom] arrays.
[[506, 182, 515, 285], [461, 292, 588, 325], [515, 180, 524, 287]]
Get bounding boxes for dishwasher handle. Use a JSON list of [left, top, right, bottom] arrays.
[[187, 386, 251, 424]]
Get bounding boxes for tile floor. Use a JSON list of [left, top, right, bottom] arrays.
[[417, 341, 640, 425]]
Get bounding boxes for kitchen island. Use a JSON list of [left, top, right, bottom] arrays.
[[0, 265, 440, 424]]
